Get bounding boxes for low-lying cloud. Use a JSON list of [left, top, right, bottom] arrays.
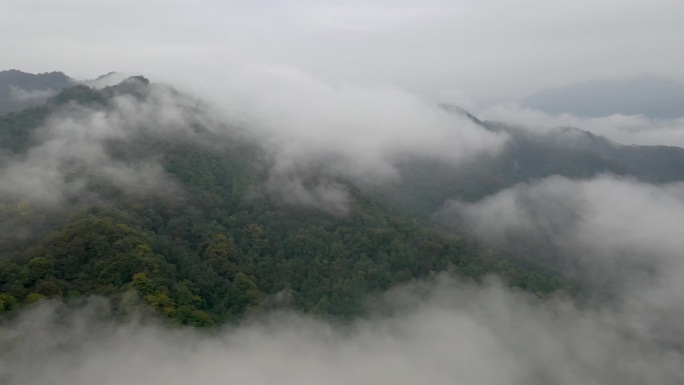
[[440, 174, 684, 348], [2, 273, 683, 385], [445, 174, 684, 262]]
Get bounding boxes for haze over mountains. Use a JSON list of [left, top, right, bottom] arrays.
[[4, 0, 684, 382], [1, 69, 684, 384]]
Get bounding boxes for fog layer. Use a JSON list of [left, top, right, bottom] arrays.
[[2, 272, 683, 385]]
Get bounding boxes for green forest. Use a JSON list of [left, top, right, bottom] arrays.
[[0, 80, 569, 326]]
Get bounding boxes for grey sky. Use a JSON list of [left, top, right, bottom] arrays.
[[2, 0, 683, 103]]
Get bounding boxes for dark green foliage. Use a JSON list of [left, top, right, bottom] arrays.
[[0, 81, 571, 326], [0, 106, 49, 153], [0, 177, 565, 324]]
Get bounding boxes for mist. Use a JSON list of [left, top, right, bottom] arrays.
[[439, 174, 684, 348], [0, 81, 197, 204], [0, 70, 507, 211], [7, 86, 56, 102], [2, 271, 683, 385], [3, 170, 684, 384]]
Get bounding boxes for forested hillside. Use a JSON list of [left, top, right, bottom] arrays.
[[0, 78, 564, 326]]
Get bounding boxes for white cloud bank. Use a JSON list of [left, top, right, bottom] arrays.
[[441, 174, 684, 353], [2, 273, 683, 385], [204, 65, 508, 183]]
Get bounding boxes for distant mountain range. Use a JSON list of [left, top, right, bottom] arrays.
[[524, 75, 684, 119]]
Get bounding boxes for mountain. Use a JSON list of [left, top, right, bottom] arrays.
[[2, 74, 683, 327], [524, 75, 684, 119], [0, 69, 76, 114], [0, 77, 562, 326]]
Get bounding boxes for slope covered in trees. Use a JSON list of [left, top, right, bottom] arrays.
[[0, 78, 565, 326]]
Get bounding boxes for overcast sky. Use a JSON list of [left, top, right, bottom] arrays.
[[2, 0, 683, 103]]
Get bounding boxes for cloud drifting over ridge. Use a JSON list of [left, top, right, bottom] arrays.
[[204, 65, 508, 182], [0, 70, 507, 211], [0, 84, 199, 204], [168, 65, 508, 212]]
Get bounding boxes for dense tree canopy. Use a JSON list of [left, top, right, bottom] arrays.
[[0, 80, 581, 326]]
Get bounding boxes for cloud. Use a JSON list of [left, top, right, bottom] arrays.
[[0, 82, 199, 204], [2, 274, 683, 385], [0, 71, 507, 212], [189, 64, 507, 208], [431, 174, 684, 383], [8, 86, 56, 102], [443, 174, 684, 263], [481, 103, 684, 148], [188, 65, 508, 211], [440, 175, 684, 339]]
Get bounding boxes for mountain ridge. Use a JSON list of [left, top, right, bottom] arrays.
[[1, 73, 683, 326]]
